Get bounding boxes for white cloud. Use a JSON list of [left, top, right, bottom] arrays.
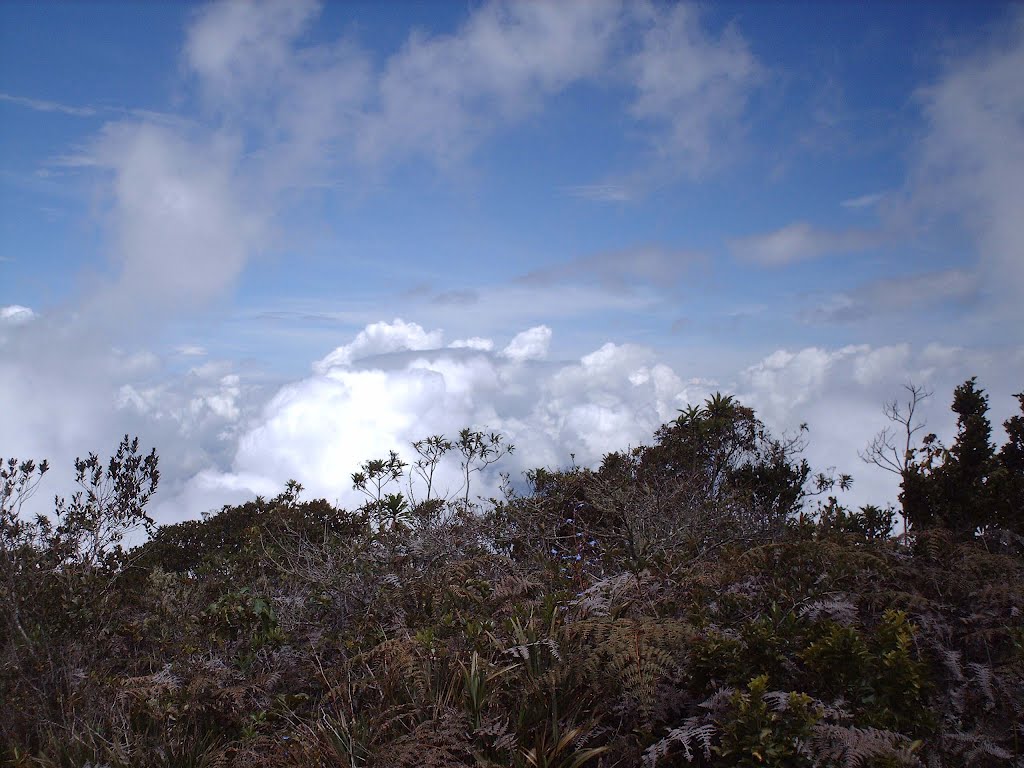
[[501, 325, 552, 362], [0, 327, 226, 514], [184, 0, 369, 189], [841, 192, 886, 209], [738, 341, 1024, 509], [7, 308, 1019, 530], [358, 0, 622, 166], [1, 305, 36, 325], [517, 246, 701, 292], [163, 320, 1024, 523], [914, 9, 1024, 317], [539, 342, 688, 459], [628, 1, 759, 175], [449, 337, 494, 352], [314, 319, 444, 372], [84, 121, 263, 322], [804, 268, 979, 324], [564, 184, 633, 202], [184, 0, 320, 101], [168, 322, 695, 514], [180, 0, 760, 180], [175, 344, 207, 357], [0, 91, 97, 117], [11, 0, 1024, 537], [730, 221, 881, 266]]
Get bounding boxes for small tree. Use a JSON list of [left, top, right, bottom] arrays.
[[0, 436, 158, 653], [902, 378, 998, 537], [410, 434, 453, 503], [994, 392, 1024, 534], [1, 457, 50, 644], [455, 429, 514, 510], [860, 383, 931, 535], [351, 451, 409, 529], [52, 434, 160, 568], [522, 394, 824, 572]]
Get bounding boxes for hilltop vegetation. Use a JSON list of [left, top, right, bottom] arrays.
[[2, 381, 1022, 767]]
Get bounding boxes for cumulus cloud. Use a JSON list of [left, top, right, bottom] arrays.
[[1, 305, 36, 325], [501, 325, 552, 362], [738, 341, 1024, 509], [449, 337, 494, 352], [166, 321, 697, 515], [730, 221, 882, 266], [314, 319, 444, 372], [0, 316, 252, 516], [160, 319, 1024, 523], [7, 307, 1015, 529]]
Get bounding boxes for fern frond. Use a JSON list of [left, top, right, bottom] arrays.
[[801, 596, 858, 625], [967, 662, 997, 710], [644, 717, 716, 766], [809, 724, 922, 767]]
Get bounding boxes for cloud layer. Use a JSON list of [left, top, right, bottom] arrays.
[[156, 320, 1024, 523]]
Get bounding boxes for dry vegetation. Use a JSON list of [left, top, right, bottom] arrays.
[[2, 384, 1022, 767]]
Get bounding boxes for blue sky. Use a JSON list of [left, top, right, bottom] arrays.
[[1, 1, 1022, 519]]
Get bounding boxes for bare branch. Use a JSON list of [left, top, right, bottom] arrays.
[[860, 383, 932, 476]]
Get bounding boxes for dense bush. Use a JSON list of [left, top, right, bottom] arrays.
[[2, 385, 1022, 767]]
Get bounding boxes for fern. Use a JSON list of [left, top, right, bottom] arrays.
[[573, 618, 691, 719], [801, 596, 858, 625], [808, 724, 922, 767], [943, 731, 1016, 763], [644, 716, 716, 765], [967, 662, 997, 710]]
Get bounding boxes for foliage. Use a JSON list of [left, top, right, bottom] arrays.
[[902, 378, 1024, 541], [2, 388, 1023, 767]]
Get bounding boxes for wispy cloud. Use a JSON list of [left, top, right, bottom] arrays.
[[913, 7, 1024, 316], [627, 2, 760, 176], [180, 0, 762, 182], [730, 221, 882, 266], [357, 1, 623, 167], [517, 245, 703, 292], [841, 191, 886, 209], [174, 344, 208, 357], [0, 92, 97, 117], [430, 289, 479, 306], [564, 183, 633, 202], [803, 268, 980, 324]]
